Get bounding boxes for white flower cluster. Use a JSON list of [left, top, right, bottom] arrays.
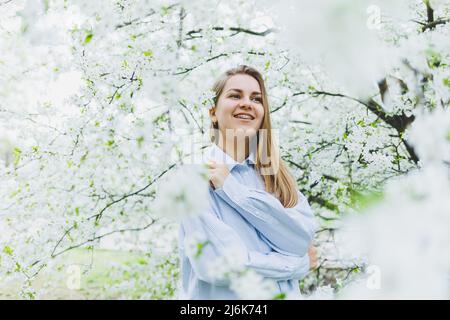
[[229, 270, 279, 300], [200, 89, 216, 111], [302, 284, 335, 300], [153, 164, 209, 221], [336, 143, 450, 298], [0, 132, 15, 168], [203, 244, 280, 300], [205, 245, 248, 282], [407, 107, 450, 165], [184, 230, 209, 259]]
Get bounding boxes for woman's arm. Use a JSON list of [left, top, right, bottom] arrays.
[[247, 250, 310, 280], [180, 209, 312, 286], [213, 174, 319, 257]]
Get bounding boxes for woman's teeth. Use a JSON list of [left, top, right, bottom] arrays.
[[234, 114, 253, 120]]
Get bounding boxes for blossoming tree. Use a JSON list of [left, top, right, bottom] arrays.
[[0, 0, 448, 299]]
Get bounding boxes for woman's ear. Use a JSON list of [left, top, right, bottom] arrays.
[[209, 107, 217, 122]]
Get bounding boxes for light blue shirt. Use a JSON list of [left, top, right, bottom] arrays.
[[178, 143, 319, 299]]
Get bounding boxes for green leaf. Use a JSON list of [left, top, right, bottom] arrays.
[[84, 32, 93, 44], [443, 77, 450, 88], [308, 85, 316, 92], [194, 240, 211, 258], [425, 48, 441, 69], [137, 136, 144, 148], [13, 147, 22, 166], [80, 152, 88, 163], [43, 0, 49, 12], [273, 293, 286, 300], [342, 132, 348, 140], [351, 189, 384, 210], [161, 5, 170, 16], [3, 246, 13, 255], [370, 120, 379, 128]]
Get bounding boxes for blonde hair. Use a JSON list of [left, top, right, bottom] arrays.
[[210, 65, 299, 208]]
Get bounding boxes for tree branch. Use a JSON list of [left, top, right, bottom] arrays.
[[422, 18, 450, 31], [292, 90, 419, 163], [51, 220, 157, 258], [184, 26, 278, 41]]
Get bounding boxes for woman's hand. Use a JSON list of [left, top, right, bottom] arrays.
[[308, 245, 318, 270], [207, 159, 230, 189]]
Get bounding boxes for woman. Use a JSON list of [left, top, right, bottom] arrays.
[[178, 65, 319, 299]]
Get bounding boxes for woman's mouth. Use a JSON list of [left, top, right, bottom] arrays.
[[233, 113, 254, 120]]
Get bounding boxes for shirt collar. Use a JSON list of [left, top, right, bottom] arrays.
[[208, 143, 256, 171]]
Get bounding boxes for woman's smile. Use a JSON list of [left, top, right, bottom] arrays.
[[233, 112, 255, 122]]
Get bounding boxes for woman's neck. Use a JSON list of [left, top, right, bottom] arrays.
[[217, 135, 250, 163], [217, 135, 257, 163]]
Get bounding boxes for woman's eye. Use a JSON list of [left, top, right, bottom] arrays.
[[229, 94, 261, 103]]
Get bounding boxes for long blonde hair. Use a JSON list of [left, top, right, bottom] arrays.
[[210, 65, 299, 208]]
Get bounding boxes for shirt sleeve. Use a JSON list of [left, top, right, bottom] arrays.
[[179, 209, 312, 286], [247, 250, 310, 281], [213, 173, 319, 256]]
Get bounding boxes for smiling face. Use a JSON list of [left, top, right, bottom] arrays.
[[210, 74, 265, 138]]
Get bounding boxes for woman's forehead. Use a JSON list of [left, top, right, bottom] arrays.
[[223, 74, 261, 94]]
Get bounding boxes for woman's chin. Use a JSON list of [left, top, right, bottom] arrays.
[[221, 126, 259, 137], [235, 125, 256, 131], [233, 127, 258, 138]]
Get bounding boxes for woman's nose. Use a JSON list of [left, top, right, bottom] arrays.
[[238, 97, 252, 108]]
